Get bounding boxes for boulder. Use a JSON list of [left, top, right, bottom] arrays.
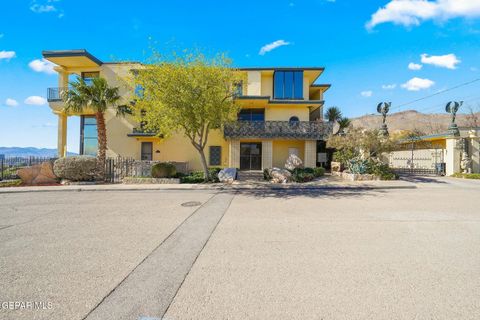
[[285, 154, 303, 170], [270, 167, 292, 184], [53, 156, 97, 181], [218, 168, 237, 183], [17, 161, 58, 185]]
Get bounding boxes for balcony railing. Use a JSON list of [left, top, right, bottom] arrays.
[[47, 87, 69, 102], [224, 120, 332, 140]]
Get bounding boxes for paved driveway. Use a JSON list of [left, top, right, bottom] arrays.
[[1, 178, 480, 320]]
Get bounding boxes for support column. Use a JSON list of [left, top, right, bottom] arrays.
[[445, 137, 460, 176], [58, 69, 69, 88], [57, 113, 67, 158], [261, 140, 272, 170], [304, 140, 317, 168], [229, 140, 240, 168]]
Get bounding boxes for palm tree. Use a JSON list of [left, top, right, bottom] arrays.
[[325, 106, 342, 123], [62, 77, 123, 175], [337, 117, 351, 135]]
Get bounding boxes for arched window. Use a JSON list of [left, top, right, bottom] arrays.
[[289, 116, 299, 123]]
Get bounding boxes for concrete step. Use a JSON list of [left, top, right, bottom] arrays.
[[237, 171, 264, 182]]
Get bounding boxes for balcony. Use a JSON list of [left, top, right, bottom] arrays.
[[47, 87, 69, 102], [224, 121, 332, 140], [127, 127, 159, 137]]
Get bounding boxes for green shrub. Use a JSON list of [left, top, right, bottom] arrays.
[[53, 156, 97, 181], [313, 167, 325, 177], [333, 149, 358, 167], [366, 159, 398, 180], [263, 168, 272, 180], [290, 167, 319, 183], [452, 173, 480, 179], [179, 167, 222, 183], [151, 162, 177, 178]]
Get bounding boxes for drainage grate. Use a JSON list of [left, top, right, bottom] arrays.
[[181, 201, 202, 207]]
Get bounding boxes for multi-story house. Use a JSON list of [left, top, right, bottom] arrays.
[[44, 49, 331, 171]]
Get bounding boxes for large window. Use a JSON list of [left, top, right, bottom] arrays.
[[238, 109, 265, 121], [273, 70, 303, 100], [80, 116, 98, 156]]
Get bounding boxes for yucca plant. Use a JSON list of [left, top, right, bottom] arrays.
[[324, 106, 342, 123], [337, 117, 351, 135]]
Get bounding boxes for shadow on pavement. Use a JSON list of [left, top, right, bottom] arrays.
[[399, 175, 447, 184], [220, 186, 397, 199]]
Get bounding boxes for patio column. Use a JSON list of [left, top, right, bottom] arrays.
[[57, 113, 67, 158], [58, 69, 69, 88], [261, 140, 272, 170], [229, 139, 240, 168], [304, 140, 317, 168], [445, 137, 460, 176]]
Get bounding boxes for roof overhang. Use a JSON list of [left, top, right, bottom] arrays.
[[42, 49, 103, 68]]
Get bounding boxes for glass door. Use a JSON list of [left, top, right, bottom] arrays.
[[240, 143, 262, 171]]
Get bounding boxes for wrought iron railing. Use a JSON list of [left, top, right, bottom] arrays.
[[47, 87, 69, 102], [224, 120, 332, 140]]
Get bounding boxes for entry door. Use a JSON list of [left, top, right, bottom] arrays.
[[240, 143, 262, 170]]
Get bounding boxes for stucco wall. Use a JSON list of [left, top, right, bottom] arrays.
[[272, 140, 305, 168]]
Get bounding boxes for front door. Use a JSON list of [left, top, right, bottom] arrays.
[[240, 143, 262, 170]]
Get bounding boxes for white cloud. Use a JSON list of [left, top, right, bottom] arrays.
[[24, 96, 47, 105], [420, 53, 460, 69], [366, 0, 480, 29], [5, 98, 18, 107], [361, 90, 373, 97], [259, 40, 291, 55], [30, 4, 56, 13], [382, 84, 397, 90], [0, 50, 16, 60], [29, 58, 56, 74], [401, 77, 435, 91], [408, 62, 423, 70]]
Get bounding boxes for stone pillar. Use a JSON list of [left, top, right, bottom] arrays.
[[229, 140, 240, 168], [470, 137, 480, 174], [445, 137, 461, 176], [261, 140, 272, 170], [57, 113, 67, 158], [304, 140, 317, 168]]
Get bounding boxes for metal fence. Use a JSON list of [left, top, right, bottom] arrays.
[[0, 155, 56, 181], [105, 157, 188, 183]]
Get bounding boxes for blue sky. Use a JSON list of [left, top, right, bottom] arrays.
[[1, 0, 480, 151]]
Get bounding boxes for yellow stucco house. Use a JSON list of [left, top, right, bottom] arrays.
[[44, 49, 332, 171]]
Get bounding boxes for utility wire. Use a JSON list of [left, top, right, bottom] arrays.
[[391, 77, 480, 112]]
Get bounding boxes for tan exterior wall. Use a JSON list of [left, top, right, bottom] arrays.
[[262, 140, 273, 169], [272, 140, 305, 168], [304, 140, 317, 168], [247, 71, 261, 96], [261, 74, 273, 97], [265, 106, 309, 121]]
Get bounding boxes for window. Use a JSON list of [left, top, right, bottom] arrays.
[[234, 81, 243, 97], [238, 109, 265, 121], [80, 116, 98, 156], [289, 116, 300, 127], [273, 70, 304, 99], [81, 72, 100, 85], [141, 142, 153, 160], [209, 146, 222, 166]]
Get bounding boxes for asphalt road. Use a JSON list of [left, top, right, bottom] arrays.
[[1, 177, 479, 320]]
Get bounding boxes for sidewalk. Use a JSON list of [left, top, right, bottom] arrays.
[[0, 178, 418, 194]]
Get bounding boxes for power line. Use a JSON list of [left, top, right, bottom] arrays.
[[391, 77, 480, 112]]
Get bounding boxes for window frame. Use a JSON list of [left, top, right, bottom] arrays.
[[80, 115, 98, 156], [209, 146, 222, 166], [141, 142, 153, 161], [273, 70, 304, 100]]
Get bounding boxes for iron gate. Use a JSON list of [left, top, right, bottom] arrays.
[[388, 149, 446, 175]]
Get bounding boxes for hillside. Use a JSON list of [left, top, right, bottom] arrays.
[[351, 110, 480, 135], [0, 147, 77, 157]]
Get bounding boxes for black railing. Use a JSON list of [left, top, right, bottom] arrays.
[[0, 155, 57, 181], [224, 120, 332, 140], [47, 87, 69, 102]]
